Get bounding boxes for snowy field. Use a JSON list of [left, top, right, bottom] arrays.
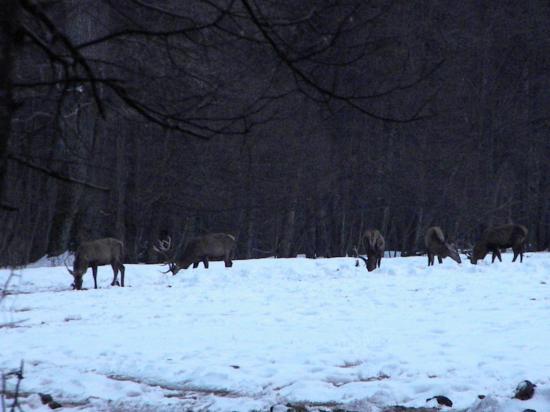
[[1, 253, 549, 411]]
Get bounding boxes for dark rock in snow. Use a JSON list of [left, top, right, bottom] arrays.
[[514, 380, 536, 400], [522, 409, 536, 412], [285, 404, 308, 412], [48, 400, 63, 409], [39, 393, 53, 404], [478, 394, 486, 399], [426, 395, 453, 407]]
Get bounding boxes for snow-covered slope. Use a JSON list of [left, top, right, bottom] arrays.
[[1, 254, 549, 411]]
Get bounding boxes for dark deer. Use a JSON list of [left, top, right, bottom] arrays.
[[468, 224, 528, 264], [154, 233, 236, 275], [65, 238, 125, 290], [424, 226, 461, 266], [355, 229, 385, 271]]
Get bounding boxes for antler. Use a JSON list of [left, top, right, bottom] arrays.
[[160, 262, 178, 274], [64, 255, 76, 289], [64, 255, 74, 275], [153, 236, 172, 253], [153, 236, 177, 274], [353, 246, 369, 268], [463, 242, 474, 259]]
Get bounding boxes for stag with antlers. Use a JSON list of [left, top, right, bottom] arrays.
[[154, 233, 236, 275], [353, 229, 385, 272]]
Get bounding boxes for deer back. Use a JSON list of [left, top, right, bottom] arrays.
[[482, 224, 528, 248], [182, 233, 235, 261], [77, 238, 124, 266], [365, 230, 385, 254], [425, 226, 445, 250]]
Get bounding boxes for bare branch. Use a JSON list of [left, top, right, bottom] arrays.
[[8, 154, 109, 191]]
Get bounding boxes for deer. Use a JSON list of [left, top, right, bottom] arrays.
[[424, 226, 461, 266], [468, 223, 528, 264], [65, 237, 125, 290], [354, 229, 385, 272], [154, 233, 236, 275]]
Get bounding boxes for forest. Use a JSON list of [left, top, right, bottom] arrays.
[[0, 0, 549, 265]]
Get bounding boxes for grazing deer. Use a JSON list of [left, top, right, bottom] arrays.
[[154, 233, 236, 275], [66, 238, 125, 290], [468, 224, 528, 264], [355, 229, 385, 271], [424, 226, 461, 266]]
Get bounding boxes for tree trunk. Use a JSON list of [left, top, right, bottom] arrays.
[[0, 0, 16, 207]]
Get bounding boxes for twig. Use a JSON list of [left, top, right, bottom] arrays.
[[9, 361, 24, 412], [1, 372, 6, 412], [1, 361, 24, 412], [0, 272, 18, 303]]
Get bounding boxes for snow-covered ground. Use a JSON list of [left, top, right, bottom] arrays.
[[25, 252, 74, 269], [1, 253, 549, 411]]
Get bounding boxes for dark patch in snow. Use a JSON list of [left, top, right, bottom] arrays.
[[514, 380, 536, 400], [426, 395, 453, 407], [39, 393, 53, 404], [48, 400, 63, 409]]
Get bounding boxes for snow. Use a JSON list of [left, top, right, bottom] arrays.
[[1, 253, 549, 411], [25, 252, 74, 269]]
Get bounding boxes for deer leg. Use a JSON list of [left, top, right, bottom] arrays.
[[119, 264, 125, 287], [224, 251, 232, 267], [427, 253, 432, 266], [437, 255, 443, 264], [111, 263, 119, 286], [202, 257, 209, 269], [377, 255, 382, 268], [92, 266, 98, 289], [192, 261, 199, 269], [491, 251, 497, 263], [496, 249, 502, 262], [515, 244, 525, 263]]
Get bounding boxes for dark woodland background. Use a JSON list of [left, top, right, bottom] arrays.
[[0, 0, 549, 265]]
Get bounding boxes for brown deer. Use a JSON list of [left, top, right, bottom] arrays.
[[355, 229, 385, 271], [424, 226, 461, 266], [66, 237, 125, 290], [154, 233, 236, 275], [468, 224, 528, 264]]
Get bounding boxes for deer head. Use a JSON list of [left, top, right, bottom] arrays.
[[153, 236, 181, 275], [65, 256, 85, 290], [446, 242, 462, 264]]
